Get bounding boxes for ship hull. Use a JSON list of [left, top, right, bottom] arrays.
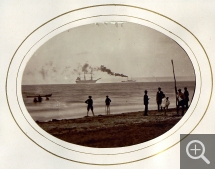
[[76, 80, 98, 84], [26, 94, 52, 98], [121, 80, 136, 83]]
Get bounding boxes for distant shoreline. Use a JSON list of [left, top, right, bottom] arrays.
[[37, 108, 184, 148]]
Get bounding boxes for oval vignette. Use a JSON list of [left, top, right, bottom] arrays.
[[21, 22, 196, 148]]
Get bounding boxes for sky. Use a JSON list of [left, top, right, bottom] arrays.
[[22, 22, 195, 84]]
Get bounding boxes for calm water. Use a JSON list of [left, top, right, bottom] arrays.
[[22, 81, 195, 121]]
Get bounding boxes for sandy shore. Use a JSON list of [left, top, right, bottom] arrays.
[[37, 108, 183, 148]]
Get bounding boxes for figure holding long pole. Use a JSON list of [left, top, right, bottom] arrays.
[[171, 60, 178, 115]]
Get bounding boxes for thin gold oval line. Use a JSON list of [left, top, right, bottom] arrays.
[[6, 10, 208, 166], [16, 14, 201, 156], [5, 4, 212, 165]]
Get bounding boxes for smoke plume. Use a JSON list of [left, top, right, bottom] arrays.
[[82, 63, 89, 73], [99, 65, 128, 77], [99, 65, 115, 75], [73, 63, 128, 77]]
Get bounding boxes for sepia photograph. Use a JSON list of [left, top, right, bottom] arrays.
[[22, 22, 195, 148], [1, 1, 215, 168]]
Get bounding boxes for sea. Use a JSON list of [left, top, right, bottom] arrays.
[[22, 81, 195, 122]]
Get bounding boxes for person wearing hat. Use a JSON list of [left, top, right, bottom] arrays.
[[177, 89, 185, 116], [85, 96, 95, 117], [156, 87, 165, 111], [105, 95, 111, 115], [143, 90, 149, 116]]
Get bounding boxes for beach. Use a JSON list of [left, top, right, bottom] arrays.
[[37, 108, 183, 148]]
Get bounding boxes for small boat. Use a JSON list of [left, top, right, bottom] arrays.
[[26, 94, 52, 98], [121, 77, 136, 83], [27, 94, 52, 103]]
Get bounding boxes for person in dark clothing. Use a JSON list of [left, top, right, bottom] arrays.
[[177, 89, 185, 116], [156, 87, 165, 111], [143, 90, 149, 116], [33, 97, 38, 103], [85, 96, 95, 117], [38, 95, 42, 102], [184, 87, 189, 109], [105, 96, 111, 115]]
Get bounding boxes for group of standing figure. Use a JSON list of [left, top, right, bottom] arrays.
[[85, 87, 189, 117], [143, 87, 189, 116], [176, 87, 189, 116], [33, 95, 42, 103], [33, 95, 50, 103], [85, 95, 111, 117]]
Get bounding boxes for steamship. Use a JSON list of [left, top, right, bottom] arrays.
[[76, 72, 101, 84], [121, 77, 136, 83]]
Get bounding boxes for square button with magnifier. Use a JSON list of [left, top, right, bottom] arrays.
[[180, 134, 215, 169]]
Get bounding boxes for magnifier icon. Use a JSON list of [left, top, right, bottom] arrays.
[[186, 140, 210, 164]]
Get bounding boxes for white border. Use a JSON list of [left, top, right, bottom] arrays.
[[6, 5, 212, 165]]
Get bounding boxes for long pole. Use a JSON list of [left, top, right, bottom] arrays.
[[171, 60, 178, 108]]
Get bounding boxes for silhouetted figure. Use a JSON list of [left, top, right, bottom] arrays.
[[38, 95, 42, 102], [177, 89, 185, 116], [85, 96, 95, 117], [33, 97, 38, 103], [105, 96, 111, 115], [184, 87, 189, 109], [161, 97, 170, 116], [143, 90, 149, 116], [156, 87, 165, 111]]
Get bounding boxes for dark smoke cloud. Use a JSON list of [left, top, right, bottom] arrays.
[[73, 63, 95, 74], [99, 65, 128, 77], [72, 63, 128, 77], [99, 65, 115, 75], [114, 73, 128, 77], [82, 63, 89, 73]]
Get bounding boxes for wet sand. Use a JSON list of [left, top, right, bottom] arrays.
[[36, 108, 183, 148]]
